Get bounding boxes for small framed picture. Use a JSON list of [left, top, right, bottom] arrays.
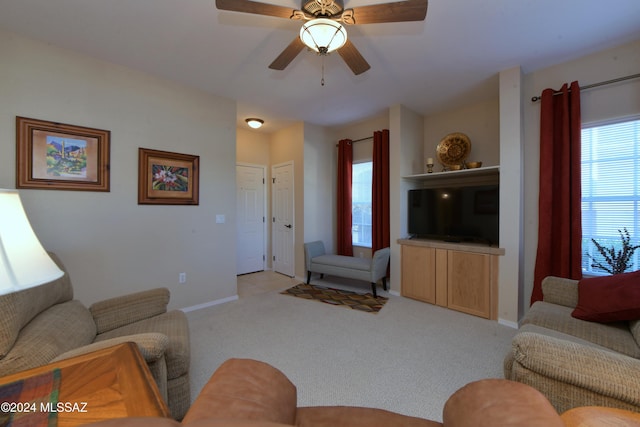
[[16, 116, 110, 191], [138, 148, 199, 205]]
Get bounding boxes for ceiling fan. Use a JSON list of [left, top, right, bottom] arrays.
[[215, 0, 428, 75]]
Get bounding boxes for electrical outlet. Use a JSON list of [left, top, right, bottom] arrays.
[[179, 272, 186, 284]]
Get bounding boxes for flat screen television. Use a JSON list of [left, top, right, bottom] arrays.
[[408, 185, 499, 245]]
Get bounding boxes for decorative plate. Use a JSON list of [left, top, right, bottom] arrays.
[[436, 132, 471, 166]]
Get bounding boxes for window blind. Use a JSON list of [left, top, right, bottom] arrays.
[[582, 117, 640, 274], [352, 161, 373, 247]]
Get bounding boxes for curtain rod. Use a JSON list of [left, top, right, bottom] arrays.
[[530, 73, 640, 102], [335, 136, 373, 147]]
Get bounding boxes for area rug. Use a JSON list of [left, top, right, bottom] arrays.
[[281, 283, 388, 314]]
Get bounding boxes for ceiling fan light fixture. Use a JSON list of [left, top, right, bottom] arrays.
[[245, 118, 264, 129], [300, 18, 347, 54]]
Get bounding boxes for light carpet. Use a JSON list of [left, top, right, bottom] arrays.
[[186, 277, 517, 423]]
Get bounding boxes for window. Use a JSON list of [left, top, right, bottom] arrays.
[[352, 161, 372, 247], [582, 117, 640, 275]]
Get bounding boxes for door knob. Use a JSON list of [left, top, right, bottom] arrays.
[[285, 224, 292, 229]]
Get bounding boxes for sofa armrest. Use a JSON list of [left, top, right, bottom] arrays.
[[443, 379, 563, 427], [510, 332, 640, 407], [304, 241, 326, 270], [182, 358, 297, 425], [90, 288, 170, 334], [541, 276, 579, 308], [52, 333, 169, 363], [370, 247, 390, 282]]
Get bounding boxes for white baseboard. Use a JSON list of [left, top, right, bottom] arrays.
[[180, 295, 239, 313], [498, 318, 519, 329]]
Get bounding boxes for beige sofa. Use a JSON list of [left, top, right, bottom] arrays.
[[85, 357, 568, 427], [0, 253, 191, 420], [504, 275, 640, 413]]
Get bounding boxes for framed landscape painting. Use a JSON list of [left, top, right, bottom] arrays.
[[138, 148, 199, 205], [16, 116, 111, 191]]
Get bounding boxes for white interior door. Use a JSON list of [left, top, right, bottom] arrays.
[[236, 164, 266, 275], [272, 162, 295, 277]]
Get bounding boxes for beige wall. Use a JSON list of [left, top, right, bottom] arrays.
[[237, 128, 271, 166], [520, 39, 640, 311], [498, 66, 525, 326], [332, 111, 389, 165], [390, 105, 425, 292], [303, 123, 334, 254], [424, 98, 500, 172], [0, 30, 238, 309]]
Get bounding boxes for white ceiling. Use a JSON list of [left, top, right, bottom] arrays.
[[1, 0, 639, 133]]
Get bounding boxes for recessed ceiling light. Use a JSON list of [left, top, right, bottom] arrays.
[[245, 118, 264, 129]]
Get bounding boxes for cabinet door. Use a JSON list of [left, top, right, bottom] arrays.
[[447, 251, 492, 319], [401, 245, 436, 304]]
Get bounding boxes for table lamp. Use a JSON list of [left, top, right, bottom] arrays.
[[0, 189, 63, 295]]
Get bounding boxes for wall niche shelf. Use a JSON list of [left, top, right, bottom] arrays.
[[403, 165, 500, 186]]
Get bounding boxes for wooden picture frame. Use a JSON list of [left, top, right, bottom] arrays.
[[138, 148, 199, 205], [16, 116, 111, 191]]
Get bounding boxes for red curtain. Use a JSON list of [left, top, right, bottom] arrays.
[[531, 81, 582, 304], [372, 129, 390, 254], [337, 139, 353, 256]]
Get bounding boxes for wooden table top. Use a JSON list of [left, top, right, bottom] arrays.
[[0, 342, 170, 426], [561, 406, 640, 426]]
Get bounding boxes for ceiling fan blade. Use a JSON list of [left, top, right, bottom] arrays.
[[337, 40, 370, 75], [269, 37, 306, 71], [346, 0, 428, 24], [215, 0, 296, 19]]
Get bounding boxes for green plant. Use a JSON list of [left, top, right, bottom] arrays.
[[589, 227, 640, 275]]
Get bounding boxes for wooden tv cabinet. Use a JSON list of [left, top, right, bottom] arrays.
[[398, 239, 504, 320]]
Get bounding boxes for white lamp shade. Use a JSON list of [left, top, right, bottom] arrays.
[[300, 18, 347, 53], [0, 189, 63, 295]]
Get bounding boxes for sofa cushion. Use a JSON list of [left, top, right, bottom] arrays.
[[0, 300, 96, 375], [523, 301, 640, 358], [94, 310, 190, 380], [0, 252, 73, 357], [312, 255, 370, 271], [572, 271, 640, 323]]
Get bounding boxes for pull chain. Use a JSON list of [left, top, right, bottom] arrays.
[[321, 55, 325, 86]]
